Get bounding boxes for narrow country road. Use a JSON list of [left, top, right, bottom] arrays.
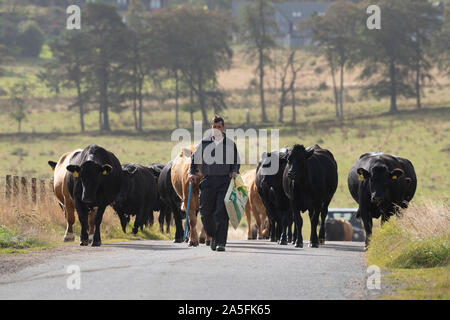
[[0, 240, 370, 299]]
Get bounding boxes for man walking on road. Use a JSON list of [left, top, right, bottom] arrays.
[[188, 115, 240, 252]]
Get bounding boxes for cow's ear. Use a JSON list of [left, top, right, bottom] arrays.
[[390, 168, 404, 180], [101, 164, 113, 176], [67, 165, 81, 177], [305, 149, 314, 159], [357, 168, 370, 180], [48, 161, 57, 170], [124, 166, 137, 175]]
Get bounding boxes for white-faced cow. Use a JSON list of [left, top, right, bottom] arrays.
[[66, 144, 122, 246], [348, 152, 417, 248], [282, 144, 338, 248]]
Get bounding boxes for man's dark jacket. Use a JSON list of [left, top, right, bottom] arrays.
[[189, 134, 240, 177]]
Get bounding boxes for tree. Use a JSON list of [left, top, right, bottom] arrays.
[[406, 0, 442, 109], [433, 5, 450, 79], [9, 81, 31, 133], [48, 31, 93, 132], [84, 2, 128, 131], [239, 0, 278, 122], [17, 21, 44, 57], [125, 0, 153, 131], [155, 6, 232, 126], [278, 49, 304, 123], [310, 1, 360, 118], [358, 0, 418, 113]]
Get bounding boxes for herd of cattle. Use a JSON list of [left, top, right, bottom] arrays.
[[48, 143, 417, 249]]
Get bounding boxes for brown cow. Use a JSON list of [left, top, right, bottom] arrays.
[[241, 169, 268, 240], [170, 146, 208, 247], [48, 150, 96, 242], [325, 218, 354, 241]]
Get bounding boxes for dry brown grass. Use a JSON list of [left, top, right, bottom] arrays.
[[397, 201, 450, 239], [0, 192, 148, 245]]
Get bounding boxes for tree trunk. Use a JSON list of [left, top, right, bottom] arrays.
[[133, 61, 138, 131], [291, 88, 296, 123], [339, 63, 344, 118], [416, 64, 422, 109], [138, 78, 143, 132], [389, 61, 398, 113], [99, 60, 110, 131], [190, 86, 194, 128], [175, 70, 179, 128], [329, 59, 339, 118], [259, 48, 267, 122], [76, 81, 85, 132]]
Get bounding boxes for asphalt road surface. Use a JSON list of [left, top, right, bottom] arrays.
[[0, 240, 370, 300]]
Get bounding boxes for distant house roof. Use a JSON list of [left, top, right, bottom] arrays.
[[232, 1, 332, 46], [232, 1, 330, 21], [273, 1, 330, 23]]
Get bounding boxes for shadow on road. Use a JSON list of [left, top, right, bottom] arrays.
[[104, 243, 189, 251], [321, 243, 366, 253]]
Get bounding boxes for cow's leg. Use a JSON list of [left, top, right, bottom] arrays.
[[64, 200, 76, 242], [245, 203, 253, 240], [92, 206, 107, 247], [188, 210, 199, 247], [318, 202, 330, 245], [165, 209, 171, 234], [173, 206, 185, 243], [199, 226, 206, 244], [360, 204, 373, 250], [291, 203, 303, 248], [279, 212, 290, 245], [133, 208, 148, 235], [254, 210, 263, 240], [158, 209, 165, 233], [292, 222, 298, 244], [269, 218, 276, 242], [75, 201, 89, 246], [309, 206, 320, 248], [88, 208, 97, 244]]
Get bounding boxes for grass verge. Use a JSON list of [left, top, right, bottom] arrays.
[[366, 201, 450, 299]]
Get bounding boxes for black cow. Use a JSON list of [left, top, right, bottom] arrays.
[[147, 163, 172, 234], [255, 148, 293, 244], [282, 144, 338, 248], [348, 152, 417, 247], [112, 164, 158, 235], [157, 161, 185, 243], [66, 144, 122, 246]]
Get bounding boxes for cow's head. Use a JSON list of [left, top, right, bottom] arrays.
[[357, 166, 404, 205], [67, 161, 113, 204], [286, 144, 314, 181]]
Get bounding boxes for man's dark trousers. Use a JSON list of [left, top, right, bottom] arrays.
[[199, 175, 231, 246]]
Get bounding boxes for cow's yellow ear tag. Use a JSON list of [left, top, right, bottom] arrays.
[[392, 175, 397, 180], [73, 172, 79, 178], [358, 174, 364, 181], [103, 170, 108, 175], [179, 151, 183, 157]]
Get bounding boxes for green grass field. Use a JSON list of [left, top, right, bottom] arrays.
[[0, 52, 449, 258]]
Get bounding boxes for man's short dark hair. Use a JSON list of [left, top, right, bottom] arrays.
[[212, 115, 224, 126]]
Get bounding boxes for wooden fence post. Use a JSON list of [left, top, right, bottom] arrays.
[[40, 180, 46, 202], [31, 178, 37, 203], [21, 177, 28, 199], [13, 176, 19, 197], [6, 175, 11, 199]]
